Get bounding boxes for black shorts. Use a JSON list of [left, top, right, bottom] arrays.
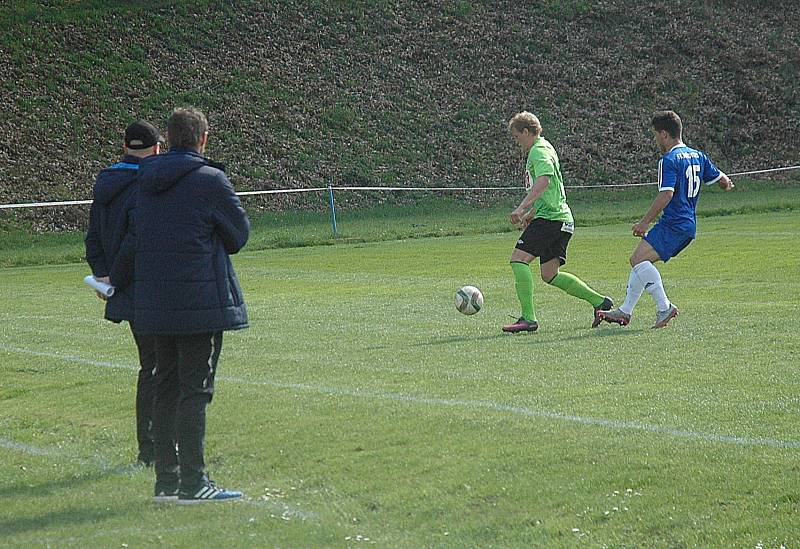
[[514, 218, 574, 265]]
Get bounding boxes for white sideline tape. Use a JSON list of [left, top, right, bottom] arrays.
[[0, 436, 113, 469], [2, 343, 799, 450], [0, 437, 72, 457], [1, 165, 797, 209], [1, 525, 206, 547]]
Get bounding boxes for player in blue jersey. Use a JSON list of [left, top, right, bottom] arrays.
[[597, 111, 733, 329]]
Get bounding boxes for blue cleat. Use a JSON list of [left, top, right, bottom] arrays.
[[177, 478, 243, 505]]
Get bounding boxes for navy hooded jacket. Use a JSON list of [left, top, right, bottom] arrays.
[[84, 156, 142, 322], [131, 149, 249, 335]]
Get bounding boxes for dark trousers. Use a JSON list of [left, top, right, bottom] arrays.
[[152, 332, 223, 488], [130, 324, 157, 463]]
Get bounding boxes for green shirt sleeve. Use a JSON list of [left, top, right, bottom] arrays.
[[532, 154, 555, 178], [524, 137, 573, 223]]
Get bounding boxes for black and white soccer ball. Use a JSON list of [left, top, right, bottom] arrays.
[[455, 285, 483, 315]]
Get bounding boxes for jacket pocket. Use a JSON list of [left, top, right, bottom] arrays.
[[226, 260, 242, 306]]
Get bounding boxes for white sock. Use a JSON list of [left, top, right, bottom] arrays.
[[633, 261, 671, 311], [619, 267, 645, 315]]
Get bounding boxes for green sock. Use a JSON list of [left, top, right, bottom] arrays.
[[511, 261, 537, 322], [548, 272, 605, 307]]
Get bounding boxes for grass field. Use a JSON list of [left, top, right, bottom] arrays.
[[1, 179, 797, 268], [2, 204, 799, 546]]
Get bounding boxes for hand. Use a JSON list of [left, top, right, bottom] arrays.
[[510, 207, 525, 226], [93, 276, 110, 301], [521, 210, 535, 229], [632, 220, 649, 237], [720, 179, 734, 191]]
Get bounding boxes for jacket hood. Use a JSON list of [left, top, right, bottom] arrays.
[[93, 156, 140, 205], [139, 150, 214, 194]]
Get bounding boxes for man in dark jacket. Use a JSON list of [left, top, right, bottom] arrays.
[[85, 119, 163, 466], [134, 107, 249, 504]]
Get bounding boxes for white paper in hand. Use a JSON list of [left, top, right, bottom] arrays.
[[84, 275, 115, 297]]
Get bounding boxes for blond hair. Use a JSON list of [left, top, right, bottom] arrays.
[[508, 111, 542, 135]]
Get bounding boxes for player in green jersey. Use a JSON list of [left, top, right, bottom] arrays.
[[502, 112, 613, 333]]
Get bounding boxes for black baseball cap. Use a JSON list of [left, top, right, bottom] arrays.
[[124, 119, 164, 149]]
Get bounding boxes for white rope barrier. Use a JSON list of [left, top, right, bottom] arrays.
[[728, 165, 800, 177], [1, 164, 797, 210], [236, 187, 327, 196], [334, 186, 520, 191], [0, 199, 93, 210]]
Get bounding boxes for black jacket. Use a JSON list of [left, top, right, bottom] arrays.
[[84, 156, 141, 322], [131, 149, 250, 335]]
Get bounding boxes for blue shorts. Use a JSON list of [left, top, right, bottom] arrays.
[[644, 223, 694, 262]]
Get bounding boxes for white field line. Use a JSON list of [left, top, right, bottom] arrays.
[[0, 436, 120, 470], [0, 437, 81, 458], [0, 435, 315, 527], [1, 525, 206, 548], [0, 437, 144, 475], [2, 343, 799, 450]]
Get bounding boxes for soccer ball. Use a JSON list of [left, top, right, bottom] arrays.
[[455, 285, 483, 315]]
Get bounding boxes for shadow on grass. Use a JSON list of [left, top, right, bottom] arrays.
[[0, 467, 128, 499], [0, 464, 153, 536], [365, 327, 646, 351], [363, 333, 508, 351], [0, 500, 130, 538], [554, 327, 650, 343], [0, 507, 134, 536]]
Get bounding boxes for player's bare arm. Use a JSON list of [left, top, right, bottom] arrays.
[[511, 175, 550, 226], [632, 189, 673, 237]]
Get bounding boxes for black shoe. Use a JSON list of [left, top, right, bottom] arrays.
[[153, 481, 179, 503], [592, 297, 614, 328], [137, 446, 154, 467]]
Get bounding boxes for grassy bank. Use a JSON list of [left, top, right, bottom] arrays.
[[3, 1, 799, 232]]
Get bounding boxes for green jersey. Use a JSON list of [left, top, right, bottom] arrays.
[[524, 136, 573, 223]]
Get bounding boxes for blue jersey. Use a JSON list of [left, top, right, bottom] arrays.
[[657, 144, 722, 236]]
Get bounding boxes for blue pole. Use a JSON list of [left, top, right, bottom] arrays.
[[328, 182, 338, 237]]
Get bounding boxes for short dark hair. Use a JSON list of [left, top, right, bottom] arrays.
[[167, 107, 209, 151], [652, 110, 682, 139]]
